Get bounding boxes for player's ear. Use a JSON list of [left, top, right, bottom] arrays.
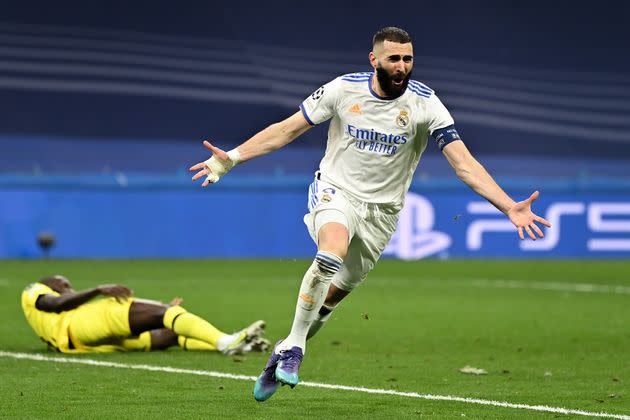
[[369, 51, 377, 69]]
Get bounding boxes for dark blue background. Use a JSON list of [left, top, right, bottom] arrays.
[[1, 0, 629, 167]]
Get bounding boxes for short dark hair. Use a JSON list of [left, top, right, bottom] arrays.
[[372, 27, 412, 48]]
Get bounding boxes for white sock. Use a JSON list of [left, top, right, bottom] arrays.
[[216, 332, 238, 352], [278, 251, 343, 353]]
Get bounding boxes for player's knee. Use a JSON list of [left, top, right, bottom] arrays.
[[318, 222, 349, 259]]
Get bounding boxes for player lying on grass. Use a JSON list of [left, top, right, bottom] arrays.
[[190, 26, 551, 401], [21, 275, 270, 354]]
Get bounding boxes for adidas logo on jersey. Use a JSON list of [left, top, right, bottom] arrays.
[[349, 104, 362, 114]]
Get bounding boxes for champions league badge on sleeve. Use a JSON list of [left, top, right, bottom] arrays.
[[311, 86, 325, 101]]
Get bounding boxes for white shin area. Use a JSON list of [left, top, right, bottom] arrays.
[[279, 251, 343, 353]]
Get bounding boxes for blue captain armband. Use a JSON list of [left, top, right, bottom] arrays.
[[431, 125, 461, 150]]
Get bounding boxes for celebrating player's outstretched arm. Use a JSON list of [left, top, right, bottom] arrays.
[[190, 111, 311, 186], [441, 139, 551, 240]]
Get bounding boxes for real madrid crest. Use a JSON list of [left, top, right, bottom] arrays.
[[396, 110, 409, 128]]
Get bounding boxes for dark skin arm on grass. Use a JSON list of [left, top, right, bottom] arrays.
[[35, 275, 177, 341], [36, 284, 133, 313], [34, 275, 177, 345]]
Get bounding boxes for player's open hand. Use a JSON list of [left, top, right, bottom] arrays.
[[189, 140, 234, 187], [507, 191, 552, 240], [97, 284, 133, 302]]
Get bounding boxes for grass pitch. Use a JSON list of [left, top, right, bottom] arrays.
[[1, 259, 629, 419]]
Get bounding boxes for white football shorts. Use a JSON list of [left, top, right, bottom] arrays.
[[303, 174, 401, 291]]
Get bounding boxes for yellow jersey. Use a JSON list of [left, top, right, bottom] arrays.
[[21, 282, 72, 352]]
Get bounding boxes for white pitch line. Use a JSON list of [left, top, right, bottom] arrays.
[[1, 351, 628, 419], [467, 279, 630, 295]]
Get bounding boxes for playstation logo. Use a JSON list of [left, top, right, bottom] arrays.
[[384, 193, 452, 260]]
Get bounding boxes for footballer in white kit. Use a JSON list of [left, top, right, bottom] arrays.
[[301, 71, 457, 292], [189, 27, 551, 402]]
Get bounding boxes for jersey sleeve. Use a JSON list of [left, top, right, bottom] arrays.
[[299, 78, 342, 126], [21, 283, 56, 310], [426, 93, 455, 135]]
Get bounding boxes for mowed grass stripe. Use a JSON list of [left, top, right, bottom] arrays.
[[3, 351, 629, 420]]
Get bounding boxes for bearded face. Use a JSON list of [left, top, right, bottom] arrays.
[[375, 64, 412, 98], [370, 40, 414, 99]]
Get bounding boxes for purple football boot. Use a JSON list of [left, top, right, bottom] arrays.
[[253, 341, 282, 402], [275, 346, 304, 387]]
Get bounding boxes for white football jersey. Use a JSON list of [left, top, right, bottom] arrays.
[[300, 72, 454, 205]]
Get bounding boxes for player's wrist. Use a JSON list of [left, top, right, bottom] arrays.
[[503, 199, 517, 215], [203, 148, 240, 170], [203, 148, 241, 184], [226, 148, 241, 165]]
